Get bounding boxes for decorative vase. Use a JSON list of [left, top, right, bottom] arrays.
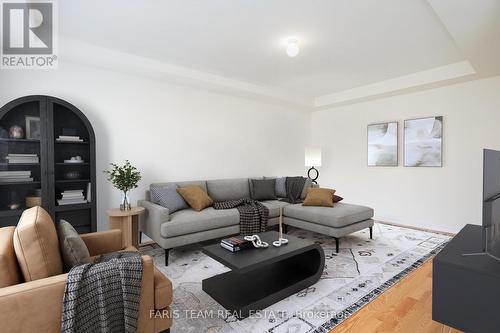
[[120, 191, 131, 211], [9, 125, 24, 139]]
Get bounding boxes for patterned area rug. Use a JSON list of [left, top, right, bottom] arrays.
[[140, 223, 450, 333]]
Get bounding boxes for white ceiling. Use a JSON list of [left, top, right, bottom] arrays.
[[59, 0, 500, 108]]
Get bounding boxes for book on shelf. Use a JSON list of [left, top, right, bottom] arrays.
[[0, 171, 31, 177], [5, 154, 37, 157], [56, 135, 83, 142], [57, 199, 87, 205], [62, 193, 84, 199], [58, 189, 86, 205], [5, 154, 39, 164], [86, 183, 91, 202], [0, 170, 33, 183], [0, 177, 33, 183]]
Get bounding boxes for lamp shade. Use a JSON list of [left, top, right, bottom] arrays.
[[305, 147, 322, 167]]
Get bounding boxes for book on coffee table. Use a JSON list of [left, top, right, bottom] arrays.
[[220, 236, 252, 252]]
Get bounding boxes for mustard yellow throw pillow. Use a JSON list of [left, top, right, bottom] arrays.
[[303, 188, 336, 207], [176, 186, 213, 211]]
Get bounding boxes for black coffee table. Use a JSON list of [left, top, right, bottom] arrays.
[[202, 231, 325, 318]]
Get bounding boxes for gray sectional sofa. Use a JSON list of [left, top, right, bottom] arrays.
[[138, 178, 374, 265]]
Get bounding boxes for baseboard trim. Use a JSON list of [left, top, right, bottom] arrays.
[[375, 219, 457, 236]]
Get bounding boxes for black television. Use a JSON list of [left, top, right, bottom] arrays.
[[483, 149, 500, 251], [462, 149, 500, 260]]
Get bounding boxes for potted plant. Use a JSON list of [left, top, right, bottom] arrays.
[[104, 160, 142, 210]]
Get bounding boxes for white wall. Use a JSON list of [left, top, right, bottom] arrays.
[[311, 76, 500, 233], [0, 61, 310, 230]]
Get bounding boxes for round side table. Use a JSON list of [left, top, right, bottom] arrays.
[[107, 207, 145, 249]]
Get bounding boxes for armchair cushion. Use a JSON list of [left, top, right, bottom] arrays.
[[13, 207, 63, 282], [57, 220, 91, 270], [0, 226, 22, 287]]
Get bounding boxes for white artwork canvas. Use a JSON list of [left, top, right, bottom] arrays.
[[367, 122, 398, 166], [404, 116, 443, 167]]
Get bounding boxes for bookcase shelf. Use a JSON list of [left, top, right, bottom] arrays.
[[55, 203, 91, 212], [55, 179, 90, 183], [0, 96, 96, 232], [0, 181, 41, 186], [0, 163, 40, 166], [55, 141, 89, 145], [0, 138, 40, 143]]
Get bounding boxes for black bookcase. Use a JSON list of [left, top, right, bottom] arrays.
[[0, 95, 96, 233]]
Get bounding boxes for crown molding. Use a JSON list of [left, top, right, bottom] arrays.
[[59, 37, 313, 110], [314, 61, 476, 108]]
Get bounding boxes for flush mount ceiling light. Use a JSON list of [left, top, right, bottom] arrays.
[[286, 38, 299, 57]]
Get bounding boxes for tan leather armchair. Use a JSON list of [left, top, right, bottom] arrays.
[[0, 206, 173, 333]]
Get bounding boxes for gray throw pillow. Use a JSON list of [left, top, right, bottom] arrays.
[[301, 178, 313, 199], [57, 220, 91, 270], [264, 176, 287, 198], [150, 183, 188, 213], [248, 177, 264, 199], [251, 179, 277, 201], [275, 177, 287, 197]]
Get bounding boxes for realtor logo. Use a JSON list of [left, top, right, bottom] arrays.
[[1, 0, 57, 68]]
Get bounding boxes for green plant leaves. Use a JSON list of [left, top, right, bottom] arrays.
[[103, 160, 141, 192]]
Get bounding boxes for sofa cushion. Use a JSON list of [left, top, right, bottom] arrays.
[[161, 207, 239, 238], [261, 200, 290, 218], [149, 181, 208, 200], [251, 179, 277, 201], [150, 183, 188, 213], [0, 226, 22, 287], [57, 220, 91, 270], [284, 202, 374, 228], [206, 178, 250, 202], [13, 206, 63, 281], [177, 186, 213, 212], [154, 267, 172, 309], [303, 188, 335, 207]]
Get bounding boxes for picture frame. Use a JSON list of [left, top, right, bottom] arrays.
[[367, 122, 398, 166], [404, 116, 443, 167], [25, 116, 41, 140]]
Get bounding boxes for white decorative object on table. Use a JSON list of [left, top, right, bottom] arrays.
[[273, 207, 288, 247], [244, 235, 269, 248]]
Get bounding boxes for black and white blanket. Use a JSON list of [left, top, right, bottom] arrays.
[[214, 198, 269, 235], [61, 251, 142, 333]]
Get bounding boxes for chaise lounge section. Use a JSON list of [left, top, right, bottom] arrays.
[[139, 178, 374, 265]]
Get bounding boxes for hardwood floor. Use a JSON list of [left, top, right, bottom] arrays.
[[331, 259, 462, 333]]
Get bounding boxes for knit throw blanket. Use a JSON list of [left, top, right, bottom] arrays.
[[61, 251, 142, 333], [281, 176, 306, 204], [214, 198, 269, 235]]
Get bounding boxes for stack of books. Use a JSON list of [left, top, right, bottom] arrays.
[[220, 236, 253, 252], [56, 135, 83, 142], [58, 190, 87, 206], [0, 171, 33, 183], [5, 153, 39, 164]]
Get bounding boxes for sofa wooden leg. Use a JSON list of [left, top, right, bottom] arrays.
[[165, 248, 171, 266], [139, 231, 142, 244], [334, 237, 339, 253], [369, 226, 373, 239]]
